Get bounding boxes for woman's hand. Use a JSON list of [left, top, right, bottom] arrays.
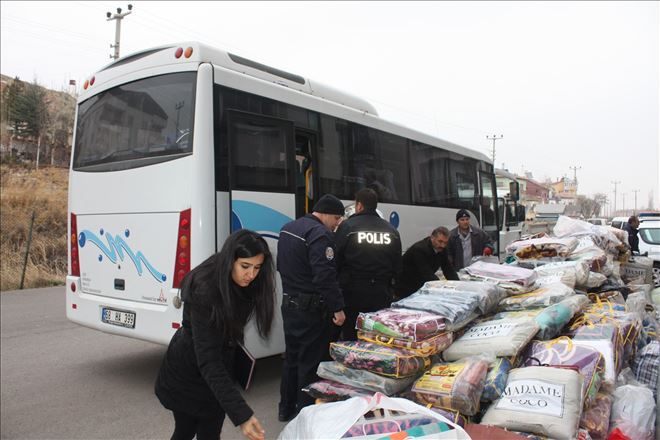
[[240, 415, 265, 440]]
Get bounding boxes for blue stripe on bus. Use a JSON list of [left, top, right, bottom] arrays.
[[231, 200, 293, 237]]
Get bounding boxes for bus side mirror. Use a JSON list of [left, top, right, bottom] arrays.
[[509, 181, 520, 201]]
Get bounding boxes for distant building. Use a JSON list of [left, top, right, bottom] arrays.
[[550, 177, 578, 205]]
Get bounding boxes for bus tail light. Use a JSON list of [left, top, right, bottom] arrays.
[[175, 47, 183, 59], [70, 213, 80, 277], [172, 209, 191, 289]]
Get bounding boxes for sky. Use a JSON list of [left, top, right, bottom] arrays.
[[2, 1, 659, 212]]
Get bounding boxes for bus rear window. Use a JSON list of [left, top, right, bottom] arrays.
[[73, 72, 196, 171]]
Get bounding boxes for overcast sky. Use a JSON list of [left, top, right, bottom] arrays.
[[2, 1, 658, 212]]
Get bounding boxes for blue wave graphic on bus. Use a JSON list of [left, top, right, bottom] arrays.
[[231, 200, 293, 239], [78, 229, 167, 282]]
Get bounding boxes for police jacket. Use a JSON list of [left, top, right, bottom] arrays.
[[335, 209, 402, 291], [154, 278, 253, 425], [397, 237, 459, 298], [277, 214, 344, 312], [448, 226, 494, 271]]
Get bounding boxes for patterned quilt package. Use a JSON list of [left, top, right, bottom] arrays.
[[532, 260, 590, 288], [533, 294, 590, 340], [521, 338, 604, 408], [462, 261, 538, 295], [579, 392, 613, 440], [506, 236, 579, 262], [302, 379, 373, 401], [317, 361, 417, 396], [357, 330, 453, 357], [579, 305, 642, 363], [329, 341, 430, 378], [355, 308, 446, 342], [567, 323, 622, 390], [442, 317, 539, 361], [411, 357, 490, 416], [391, 292, 479, 326], [568, 236, 610, 273], [480, 357, 513, 403], [497, 282, 575, 311], [418, 280, 506, 315], [480, 366, 584, 440]]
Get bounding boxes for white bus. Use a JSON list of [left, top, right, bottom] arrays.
[[66, 42, 497, 359]]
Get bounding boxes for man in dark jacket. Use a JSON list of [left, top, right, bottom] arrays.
[[397, 226, 459, 298], [335, 188, 402, 340], [448, 209, 495, 271], [624, 215, 640, 253], [276, 194, 346, 421]]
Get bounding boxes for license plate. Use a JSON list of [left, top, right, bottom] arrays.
[[101, 308, 136, 328]]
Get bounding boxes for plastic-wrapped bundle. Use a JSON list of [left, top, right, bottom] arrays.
[[568, 323, 622, 390], [480, 357, 512, 403], [391, 291, 479, 325], [430, 408, 469, 428], [554, 215, 626, 256], [533, 260, 590, 288], [329, 341, 430, 378], [608, 384, 656, 440], [632, 340, 659, 396], [317, 361, 416, 396], [498, 282, 575, 311], [522, 338, 604, 408], [506, 236, 578, 261], [341, 413, 445, 438], [442, 318, 539, 361], [578, 271, 607, 289], [357, 330, 453, 357], [569, 237, 610, 273], [463, 261, 538, 290], [579, 392, 613, 440], [534, 294, 590, 340], [355, 308, 446, 342], [481, 366, 584, 440], [302, 379, 372, 401], [419, 280, 507, 315], [411, 357, 489, 416], [578, 307, 642, 366]]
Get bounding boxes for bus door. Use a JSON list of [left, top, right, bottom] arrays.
[[294, 130, 318, 218], [479, 171, 499, 255], [226, 110, 294, 358]]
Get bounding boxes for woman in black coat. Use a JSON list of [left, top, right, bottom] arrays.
[[155, 229, 275, 440]]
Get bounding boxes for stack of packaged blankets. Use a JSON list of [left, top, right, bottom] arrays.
[[295, 216, 658, 440]]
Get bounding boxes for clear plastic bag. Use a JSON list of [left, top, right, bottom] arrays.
[[497, 282, 575, 311], [418, 279, 506, 315], [506, 236, 578, 261], [329, 341, 430, 378], [463, 261, 538, 287], [355, 308, 446, 342], [303, 379, 373, 401], [392, 291, 479, 325], [357, 330, 453, 357], [317, 361, 416, 396], [480, 357, 512, 403], [579, 392, 613, 440], [534, 294, 590, 340], [608, 384, 656, 440], [533, 260, 590, 287]]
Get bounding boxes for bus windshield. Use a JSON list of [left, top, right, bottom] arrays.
[[73, 72, 196, 172]]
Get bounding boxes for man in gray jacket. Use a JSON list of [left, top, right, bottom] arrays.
[[448, 209, 494, 271]]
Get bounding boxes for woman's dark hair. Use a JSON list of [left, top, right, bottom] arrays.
[[181, 229, 275, 342]]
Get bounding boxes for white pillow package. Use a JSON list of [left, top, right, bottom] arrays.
[[480, 366, 584, 440]]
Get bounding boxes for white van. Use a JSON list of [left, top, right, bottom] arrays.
[[610, 217, 629, 230], [638, 220, 660, 287], [587, 218, 607, 226]]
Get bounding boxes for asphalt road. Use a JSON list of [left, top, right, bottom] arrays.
[[1, 286, 287, 440]]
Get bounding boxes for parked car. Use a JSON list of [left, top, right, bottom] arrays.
[[638, 220, 660, 287], [587, 218, 607, 226], [610, 216, 629, 230]]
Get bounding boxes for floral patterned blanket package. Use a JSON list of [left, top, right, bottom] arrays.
[[355, 308, 446, 342], [357, 330, 453, 357], [579, 392, 613, 440], [411, 357, 490, 416], [498, 282, 575, 311], [480, 366, 584, 440], [316, 361, 417, 396], [462, 261, 538, 295], [418, 280, 506, 315], [521, 338, 604, 408], [442, 318, 539, 361], [480, 357, 513, 403], [329, 341, 430, 378], [392, 291, 480, 325], [302, 379, 373, 401], [506, 236, 579, 262]]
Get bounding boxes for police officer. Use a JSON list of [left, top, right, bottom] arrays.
[[335, 188, 402, 341], [276, 194, 346, 422]]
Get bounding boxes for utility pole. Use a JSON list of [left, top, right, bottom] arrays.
[[622, 192, 626, 215], [632, 189, 639, 215], [611, 180, 621, 216], [107, 4, 133, 60], [569, 165, 581, 189], [486, 134, 503, 165]]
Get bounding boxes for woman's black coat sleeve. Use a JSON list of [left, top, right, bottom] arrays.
[[189, 301, 253, 426]]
